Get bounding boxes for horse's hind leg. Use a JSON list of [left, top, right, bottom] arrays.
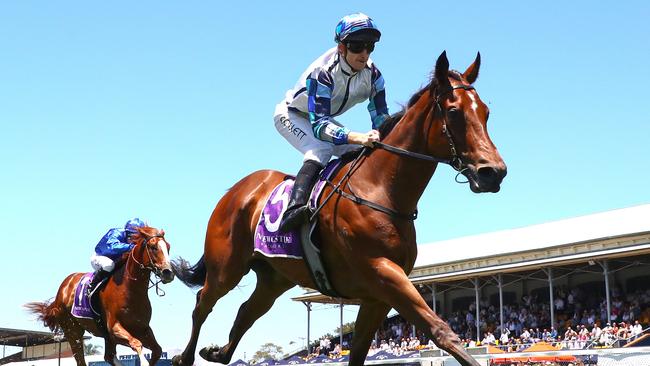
[[103, 339, 119, 366], [59, 315, 88, 366], [348, 300, 391, 366], [367, 259, 480, 366], [199, 261, 295, 364]]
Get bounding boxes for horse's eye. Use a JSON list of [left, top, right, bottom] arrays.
[[447, 108, 460, 117]]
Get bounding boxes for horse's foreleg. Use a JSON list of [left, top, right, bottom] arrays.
[[108, 322, 147, 366], [138, 327, 162, 366], [368, 260, 480, 366], [199, 263, 294, 364], [174, 272, 241, 366], [348, 301, 391, 366]]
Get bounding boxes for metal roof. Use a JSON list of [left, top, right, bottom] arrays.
[[414, 203, 650, 268], [0, 328, 60, 347], [292, 203, 650, 303]]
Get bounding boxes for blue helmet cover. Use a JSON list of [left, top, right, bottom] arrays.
[[124, 217, 145, 233], [334, 13, 381, 43]]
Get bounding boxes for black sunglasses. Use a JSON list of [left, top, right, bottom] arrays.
[[345, 41, 375, 54]]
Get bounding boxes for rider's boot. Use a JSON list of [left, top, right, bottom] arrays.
[[279, 160, 322, 232], [86, 269, 110, 297]]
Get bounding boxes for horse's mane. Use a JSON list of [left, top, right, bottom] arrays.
[[378, 70, 463, 140], [130, 226, 159, 245]]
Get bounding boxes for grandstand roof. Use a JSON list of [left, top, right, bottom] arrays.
[[293, 203, 650, 303], [0, 328, 60, 347], [414, 203, 650, 267]]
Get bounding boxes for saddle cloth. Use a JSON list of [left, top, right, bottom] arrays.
[[71, 272, 106, 319], [253, 159, 343, 258]]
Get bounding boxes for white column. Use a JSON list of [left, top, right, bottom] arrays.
[[498, 274, 504, 336], [340, 299, 344, 347], [548, 268, 555, 329], [601, 260, 612, 324], [473, 278, 480, 342], [304, 301, 312, 354]]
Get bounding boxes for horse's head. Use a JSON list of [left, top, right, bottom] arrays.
[[130, 226, 175, 283], [427, 51, 507, 193]]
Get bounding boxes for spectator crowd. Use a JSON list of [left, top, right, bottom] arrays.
[[303, 285, 650, 360]]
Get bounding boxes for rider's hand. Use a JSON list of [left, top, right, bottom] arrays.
[[348, 129, 380, 147]]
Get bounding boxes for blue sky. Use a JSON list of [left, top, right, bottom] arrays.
[[2, 0, 649, 363]]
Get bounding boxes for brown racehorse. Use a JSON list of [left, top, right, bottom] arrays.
[[26, 226, 175, 366], [171, 51, 506, 366]]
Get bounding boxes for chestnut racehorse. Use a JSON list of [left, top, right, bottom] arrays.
[[26, 226, 175, 366], [171, 51, 506, 366]]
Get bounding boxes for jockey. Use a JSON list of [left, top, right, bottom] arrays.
[[274, 12, 390, 231], [86, 218, 145, 296]]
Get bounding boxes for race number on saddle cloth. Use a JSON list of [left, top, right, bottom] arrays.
[[253, 159, 343, 258], [71, 272, 107, 319]]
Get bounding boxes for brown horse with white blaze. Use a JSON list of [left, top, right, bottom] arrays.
[[26, 226, 174, 366], [171, 51, 506, 366]]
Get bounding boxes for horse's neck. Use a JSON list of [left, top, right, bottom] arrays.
[[122, 250, 151, 291], [358, 101, 439, 212]]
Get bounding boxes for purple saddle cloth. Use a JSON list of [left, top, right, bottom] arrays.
[[253, 159, 343, 258], [71, 272, 105, 319]]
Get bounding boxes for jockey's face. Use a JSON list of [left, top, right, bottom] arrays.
[[338, 42, 371, 72]]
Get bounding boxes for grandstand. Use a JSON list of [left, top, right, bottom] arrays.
[[0, 327, 89, 365], [290, 204, 650, 365]]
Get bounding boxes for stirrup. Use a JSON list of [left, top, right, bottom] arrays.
[[279, 206, 311, 232]]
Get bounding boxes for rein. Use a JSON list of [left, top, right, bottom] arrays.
[[313, 83, 476, 221], [128, 234, 167, 296]]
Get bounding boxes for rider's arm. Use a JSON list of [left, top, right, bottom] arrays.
[[307, 70, 351, 145], [367, 64, 389, 130], [98, 229, 134, 257]]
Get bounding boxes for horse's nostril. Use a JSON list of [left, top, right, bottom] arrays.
[[162, 268, 175, 282], [477, 166, 498, 180]]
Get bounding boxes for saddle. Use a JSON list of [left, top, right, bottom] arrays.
[[254, 158, 347, 297]]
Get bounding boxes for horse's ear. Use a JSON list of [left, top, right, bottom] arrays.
[[463, 52, 481, 84], [434, 50, 451, 90]]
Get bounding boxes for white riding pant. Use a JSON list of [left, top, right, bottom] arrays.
[[90, 254, 115, 272], [274, 103, 360, 166]]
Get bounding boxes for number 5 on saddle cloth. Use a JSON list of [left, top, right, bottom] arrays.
[[253, 159, 345, 297]]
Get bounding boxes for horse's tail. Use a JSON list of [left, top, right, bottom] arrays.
[[24, 300, 62, 332], [171, 255, 206, 289]]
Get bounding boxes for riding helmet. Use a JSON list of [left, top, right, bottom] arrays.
[[334, 13, 381, 43], [124, 217, 145, 233]]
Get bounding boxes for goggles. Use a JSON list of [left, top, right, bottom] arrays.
[[345, 41, 375, 54]]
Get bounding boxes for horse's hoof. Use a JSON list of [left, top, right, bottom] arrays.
[[172, 354, 191, 366], [199, 345, 224, 363]]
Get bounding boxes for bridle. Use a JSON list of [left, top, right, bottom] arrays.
[[313, 83, 477, 222], [129, 233, 168, 295], [375, 83, 476, 176]]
